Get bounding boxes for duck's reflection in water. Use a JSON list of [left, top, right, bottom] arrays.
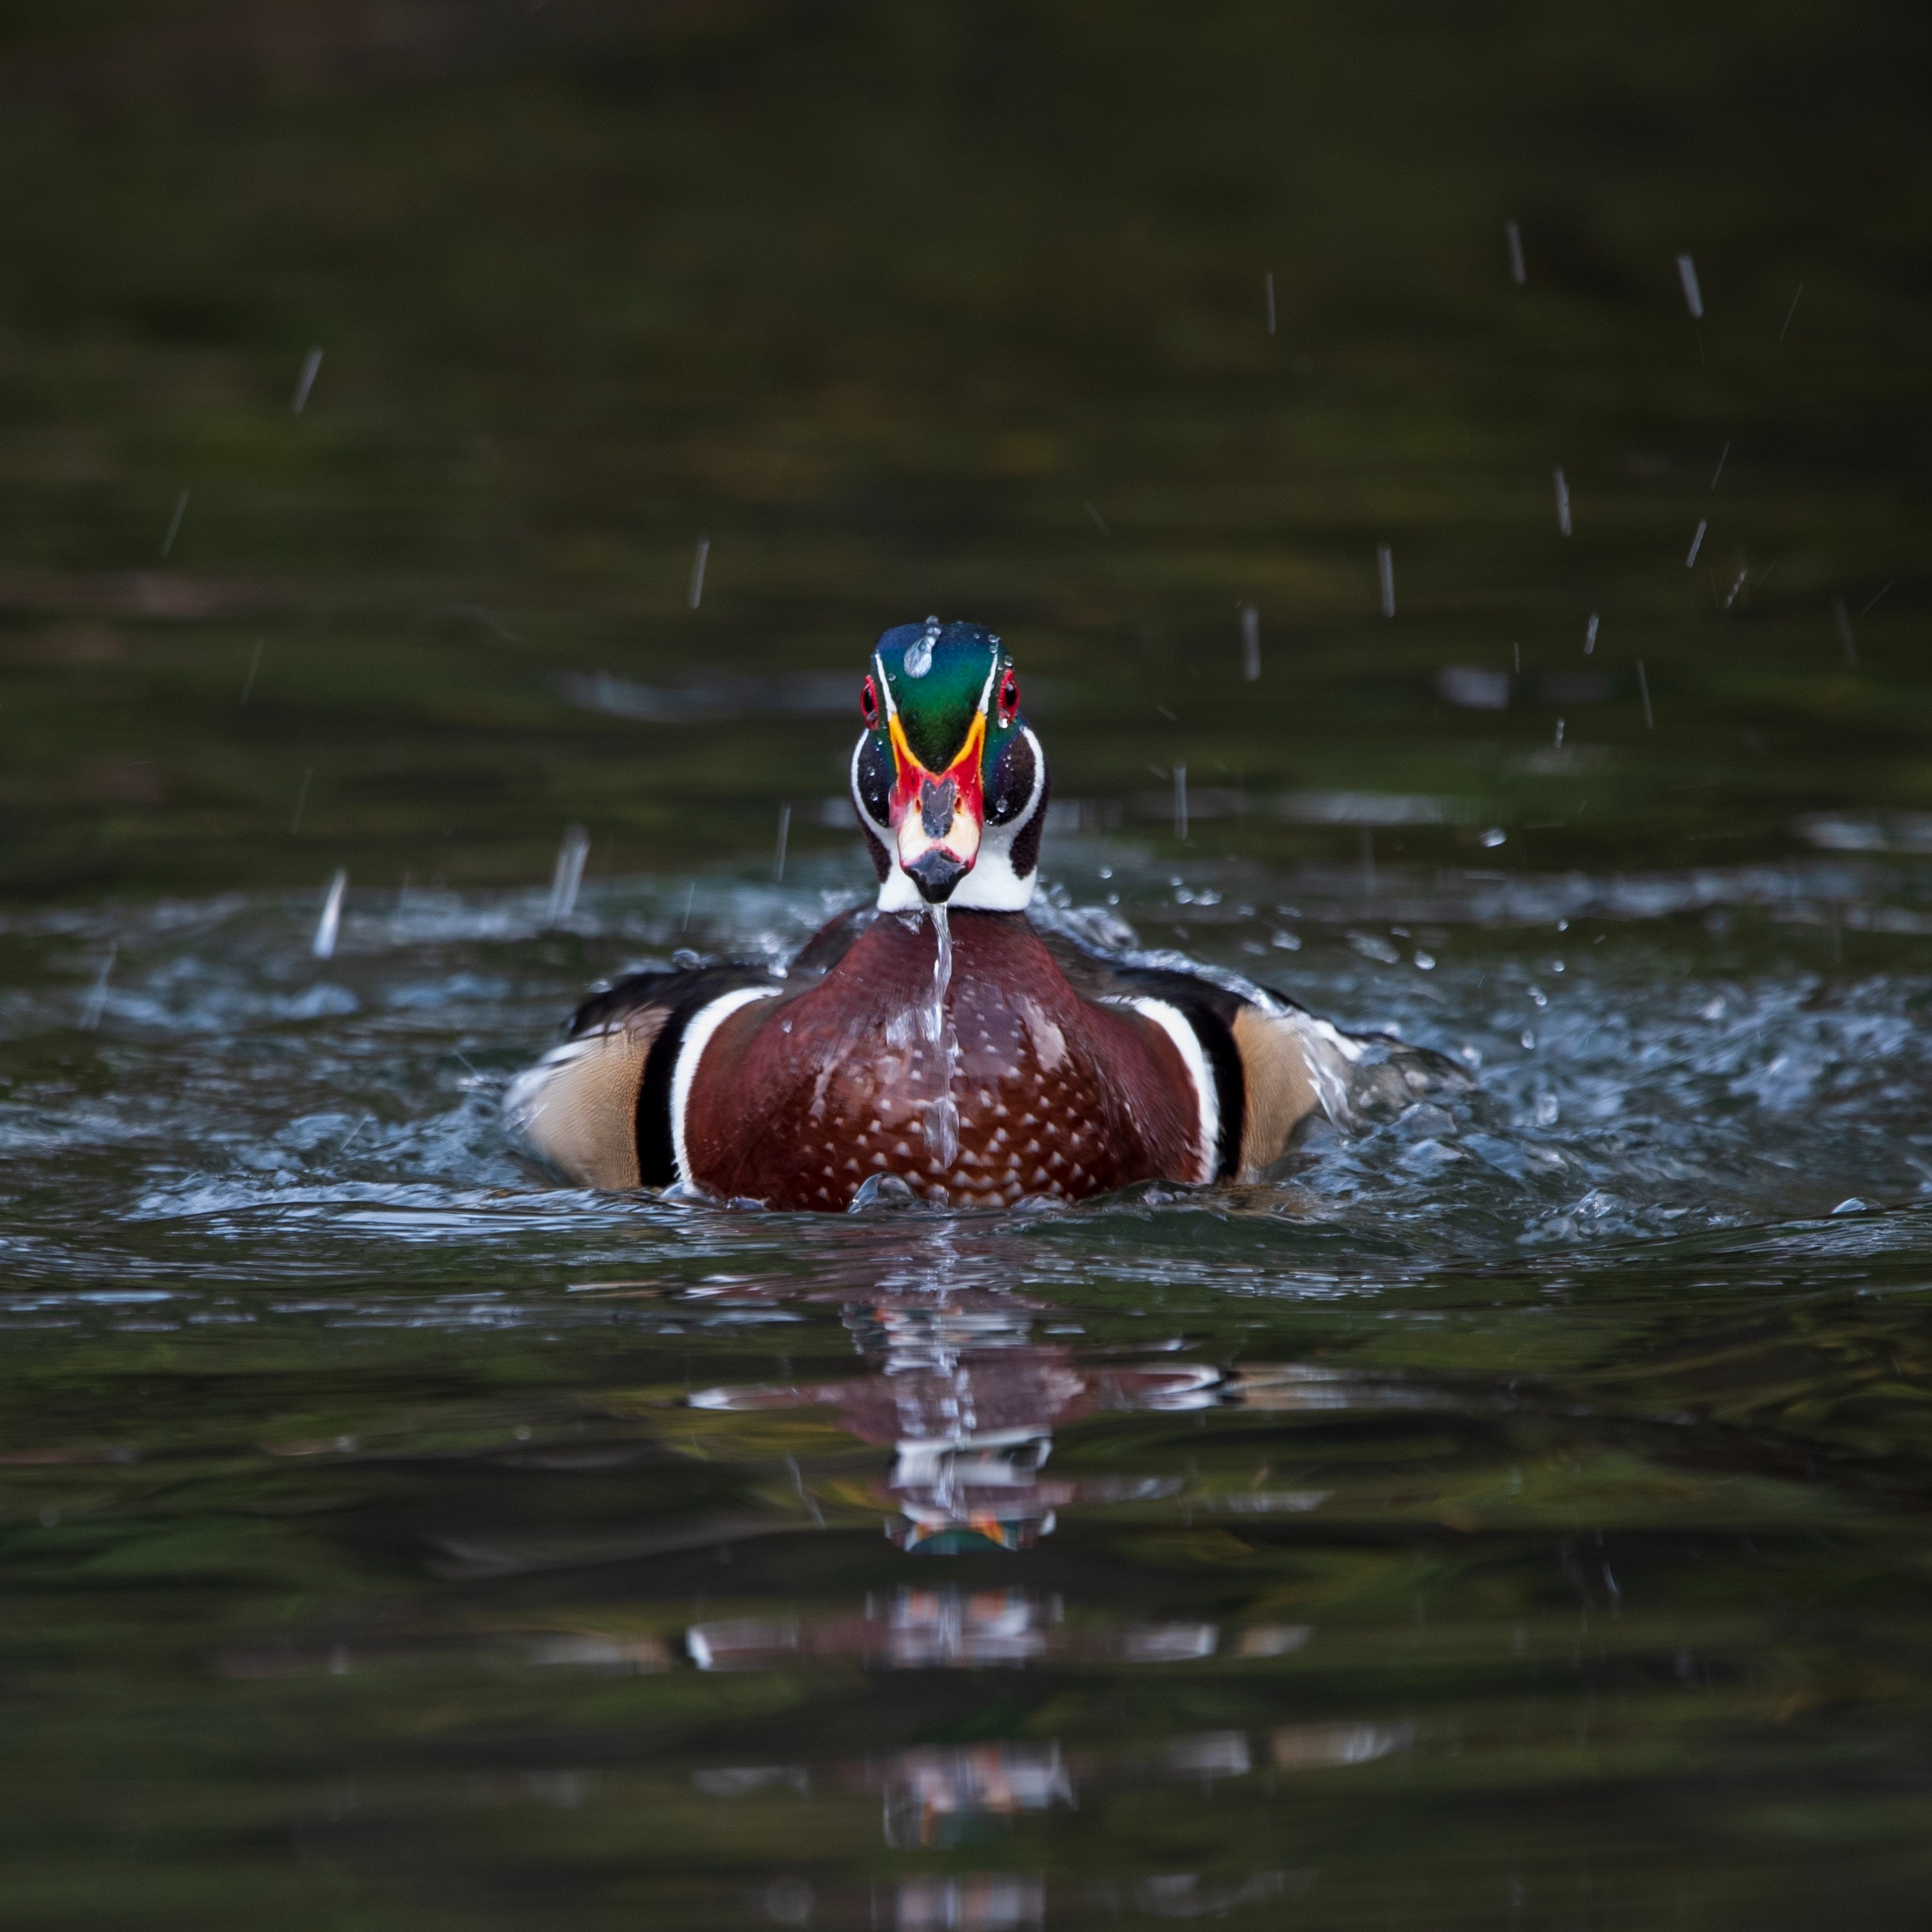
[[692, 1585, 1054, 1670], [679, 1280, 1412, 1901], [699, 1720, 1406, 1916], [890, 1874, 1044, 1931], [688, 1585, 1302, 1670], [876, 1741, 1075, 1850], [690, 1294, 1217, 1552], [850, 1870, 1305, 1929]]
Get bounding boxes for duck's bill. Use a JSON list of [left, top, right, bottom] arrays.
[[895, 787, 983, 902]]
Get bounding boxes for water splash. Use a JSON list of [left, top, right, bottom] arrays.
[[6, 863, 1932, 1269], [924, 901, 952, 1042], [922, 903, 960, 1168], [312, 871, 347, 960], [544, 827, 589, 926], [924, 1095, 960, 1169]]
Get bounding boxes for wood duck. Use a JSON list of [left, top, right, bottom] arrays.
[[507, 618, 1419, 1209]]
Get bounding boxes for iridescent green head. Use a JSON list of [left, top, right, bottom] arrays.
[[848, 618, 1050, 910]]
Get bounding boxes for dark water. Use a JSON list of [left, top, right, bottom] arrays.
[[5, 5, 1932, 1927]]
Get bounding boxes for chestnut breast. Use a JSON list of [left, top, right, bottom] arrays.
[[682, 912, 1202, 1209]]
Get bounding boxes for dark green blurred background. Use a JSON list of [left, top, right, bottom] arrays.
[[2, 0, 1927, 904]]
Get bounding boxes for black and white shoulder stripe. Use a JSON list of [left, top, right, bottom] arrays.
[[1102, 970, 1248, 1183], [505, 964, 777, 1190]]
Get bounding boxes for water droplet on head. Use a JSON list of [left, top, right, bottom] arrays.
[[904, 620, 938, 678]]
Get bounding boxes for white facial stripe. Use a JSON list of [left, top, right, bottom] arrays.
[[850, 734, 892, 837], [872, 650, 899, 718], [1119, 996, 1219, 1183], [1010, 726, 1046, 829], [975, 656, 999, 714], [670, 987, 781, 1193]]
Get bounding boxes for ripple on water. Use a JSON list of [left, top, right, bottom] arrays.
[[1, 865, 1930, 1274]]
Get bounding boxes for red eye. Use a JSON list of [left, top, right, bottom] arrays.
[[859, 675, 880, 728], [996, 666, 1019, 727]]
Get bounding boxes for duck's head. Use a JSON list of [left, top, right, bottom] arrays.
[[850, 617, 1050, 912]]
